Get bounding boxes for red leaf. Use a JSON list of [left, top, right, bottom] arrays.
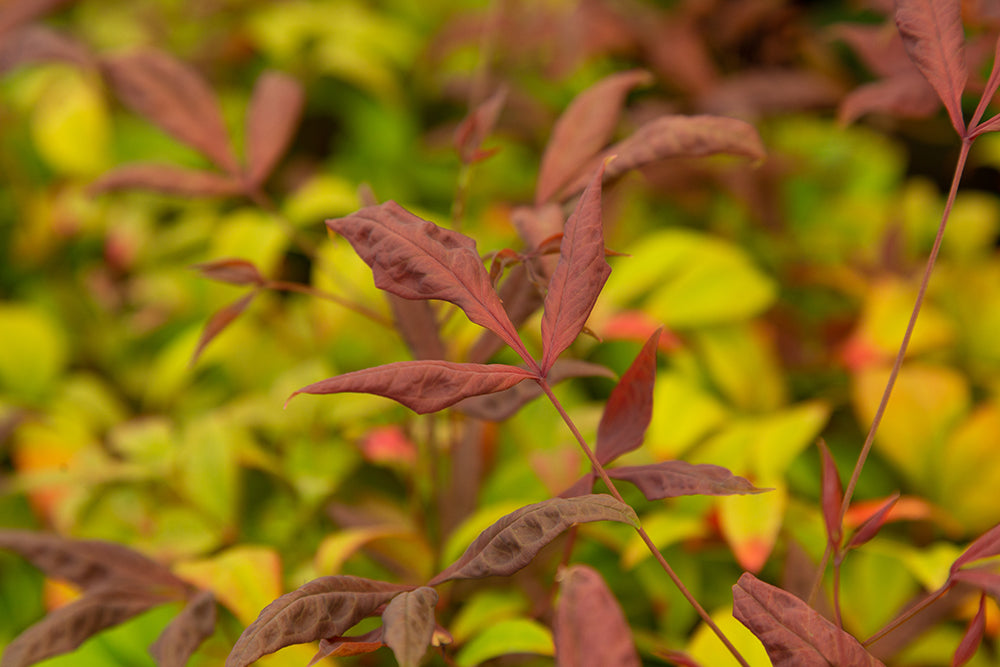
[[952, 567, 1000, 599], [89, 164, 244, 197], [327, 202, 529, 362], [733, 573, 886, 667], [595, 329, 659, 464], [554, 565, 640, 667], [226, 576, 412, 667], [307, 628, 384, 666], [190, 292, 256, 366], [838, 71, 942, 126], [102, 50, 239, 173], [607, 461, 769, 500], [952, 593, 987, 667], [245, 71, 305, 187], [845, 492, 900, 551], [818, 440, 843, 546], [1, 586, 167, 667], [192, 259, 265, 286], [388, 295, 445, 361], [428, 495, 638, 585], [536, 70, 652, 204], [952, 522, 1000, 572], [540, 163, 611, 374], [895, 0, 967, 134], [0, 26, 94, 72], [382, 588, 439, 667], [149, 590, 217, 667], [288, 361, 535, 415], [454, 86, 507, 164], [0, 0, 73, 36]]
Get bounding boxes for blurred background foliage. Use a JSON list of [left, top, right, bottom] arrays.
[[2, 0, 1000, 665]]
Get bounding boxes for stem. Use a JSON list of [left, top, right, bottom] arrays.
[[265, 280, 394, 328], [863, 583, 952, 647], [538, 380, 751, 667], [837, 138, 971, 527], [832, 558, 843, 629], [807, 542, 833, 606]]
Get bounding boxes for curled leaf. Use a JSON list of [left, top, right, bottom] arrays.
[[428, 495, 638, 585], [149, 590, 217, 667], [607, 461, 769, 500], [192, 259, 265, 286], [245, 71, 305, 187], [226, 576, 412, 667], [595, 329, 660, 464], [383, 588, 439, 667], [289, 361, 535, 415], [89, 164, 244, 198], [554, 565, 640, 667]]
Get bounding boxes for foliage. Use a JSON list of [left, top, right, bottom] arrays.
[[3, 0, 1000, 666]]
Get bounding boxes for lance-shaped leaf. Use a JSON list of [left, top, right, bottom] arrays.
[[190, 292, 256, 366], [733, 573, 886, 667], [388, 295, 445, 361], [226, 576, 413, 667], [2, 586, 168, 667], [0, 530, 188, 592], [952, 522, 1000, 572], [560, 115, 765, 199], [289, 361, 534, 415], [607, 461, 768, 500], [818, 440, 843, 545], [951, 567, 1000, 599], [454, 86, 507, 164], [554, 565, 640, 667], [595, 329, 660, 464], [89, 164, 244, 197], [952, 593, 986, 667], [192, 259, 265, 287], [307, 628, 384, 666], [895, 0, 967, 134], [845, 492, 900, 551], [245, 71, 305, 187], [102, 50, 239, 173], [428, 495, 638, 586], [0, 26, 95, 72], [149, 590, 217, 667], [536, 70, 652, 204], [382, 588, 439, 667], [540, 163, 611, 374], [327, 202, 528, 361]]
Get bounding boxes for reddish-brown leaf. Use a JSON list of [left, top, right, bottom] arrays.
[[536, 70, 652, 204], [192, 259, 265, 287], [952, 593, 986, 667], [382, 588, 439, 667], [245, 71, 305, 187], [0, 530, 187, 592], [288, 361, 535, 415], [607, 461, 768, 500], [595, 329, 660, 464], [733, 573, 886, 667], [0, 0, 73, 36], [149, 590, 217, 667], [388, 296, 445, 361], [554, 565, 640, 667], [190, 292, 256, 366], [951, 567, 1000, 599], [428, 495, 638, 586], [307, 629, 384, 666], [895, 0, 967, 134], [102, 50, 239, 173], [952, 523, 1000, 572], [846, 492, 900, 551], [838, 73, 941, 125], [454, 86, 507, 164], [327, 202, 529, 362], [0, 26, 94, 72], [540, 163, 611, 374], [697, 69, 842, 118], [226, 576, 412, 667], [818, 440, 843, 545], [89, 164, 244, 198], [455, 360, 614, 421], [971, 37, 1000, 133], [1, 586, 167, 667]]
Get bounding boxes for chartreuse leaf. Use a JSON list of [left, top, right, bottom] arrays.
[[449, 589, 529, 644], [838, 543, 920, 637], [686, 606, 770, 667], [622, 512, 706, 569], [177, 415, 242, 527], [936, 403, 1000, 531], [283, 174, 360, 227], [30, 66, 110, 177], [455, 618, 554, 667], [847, 277, 955, 361], [209, 208, 288, 282], [942, 191, 1000, 259], [718, 483, 787, 573], [0, 303, 68, 403], [692, 323, 787, 412], [646, 370, 729, 460], [174, 546, 282, 627]]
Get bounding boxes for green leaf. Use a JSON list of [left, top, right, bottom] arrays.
[[455, 618, 554, 667], [0, 304, 68, 402], [30, 67, 110, 176]]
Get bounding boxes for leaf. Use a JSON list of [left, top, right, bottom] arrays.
[[428, 495, 638, 585], [536, 70, 652, 204], [0, 530, 187, 592], [327, 202, 528, 360], [0, 26, 95, 72], [190, 292, 256, 366], [608, 461, 769, 501], [0, 0, 73, 36], [952, 593, 986, 667], [245, 70, 305, 187], [554, 565, 640, 667], [454, 86, 507, 164], [818, 440, 843, 545], [952, 523, 1000, 572], [595, 329, 660, 464], [895, 0, 967, 134], [1, 586, 167, 667], [289, 361, 534, 415], [733, 573, 886, 666], [455, 618, 554, 667], [382, 588, 439, 667], [308, 628, 384, 666], [101, 50, 238, 173], [952, 567, 1000, 599], [89, 164, 244, 197], [192, 259, 265, 286], [540, 163, 611, 374], [225, 576, 412, 667], [148, 590, 217, 667], [846, 493, 900, 551], [838, 73, 941, 126], [388, 295, 445, 361]]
